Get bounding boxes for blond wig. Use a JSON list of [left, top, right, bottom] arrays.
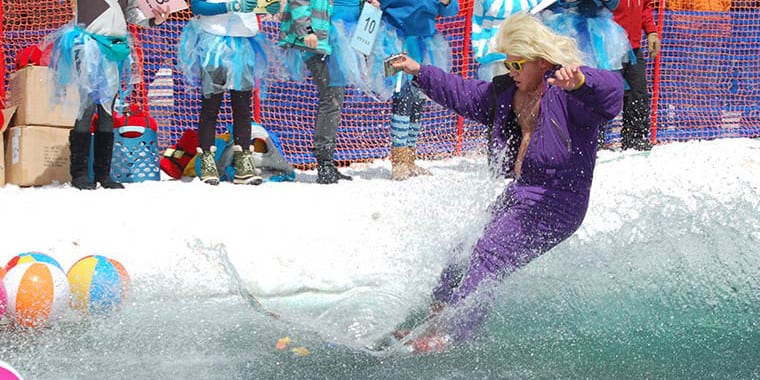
[[495, 12, 583, 67]]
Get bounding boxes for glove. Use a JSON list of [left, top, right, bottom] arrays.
[[226, 0, 241, 12], [240, 0, 258, 12], [647, 33, 661, 58]]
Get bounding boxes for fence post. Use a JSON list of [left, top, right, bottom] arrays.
[[456, 0, 474, 156], [650, 0, 666, 144]]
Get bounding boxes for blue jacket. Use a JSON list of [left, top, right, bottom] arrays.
[[381, 0, 459, 37]]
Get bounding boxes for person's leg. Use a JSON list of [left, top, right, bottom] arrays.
[[197, 92, 224, 185], [230, 89, 262, 185], [69, 100, 97, 190], [621, 48, 652, 151], [305, 54, 351, 184], [198, 92, 224, 151], [390, 82, 415, 180], [406, 85, 430, 176], [230, 90, 253, 150], [438, 196, 573, 342], [92, 99, 123, 189]]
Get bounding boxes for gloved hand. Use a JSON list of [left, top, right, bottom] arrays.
[[647, 33, 661, 58], [226, 0, 241, 12], [240, 0, 258, 12]]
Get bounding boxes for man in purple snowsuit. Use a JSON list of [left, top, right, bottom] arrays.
[[390, 13, 623, 353]]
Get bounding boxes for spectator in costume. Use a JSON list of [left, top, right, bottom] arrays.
[[539, 0, 630, 149], [540, 0, 630, 72], [279, 0, 381, 183], [48, 0, 169, 190], [371, 0, 459, 181], [389, 12, 623, 353], [613, 0, 660, 150], [178, 0, 277, 185]]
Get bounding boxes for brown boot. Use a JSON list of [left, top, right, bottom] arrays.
[[391, 147, 414, 181], [407, 147, 431, 177]]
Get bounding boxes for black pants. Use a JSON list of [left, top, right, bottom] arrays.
[[305, 54, 345, 162], [620, 48, 651, 149], [73, 101, 113, 133], [198, 90, 252, 151]]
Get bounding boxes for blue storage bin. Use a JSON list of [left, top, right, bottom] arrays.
[[111, 126, 160, 182]]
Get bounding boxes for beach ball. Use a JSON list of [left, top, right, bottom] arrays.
[[0, 360, 23, 380], [5, 252, 63, 272], [0, 267, 6, 318], [67, 255, 130, 316], [0, 277, 6, 318], [3, 262, 70, 328]]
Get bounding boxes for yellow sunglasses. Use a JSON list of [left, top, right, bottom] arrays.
[[503, 59, 527, 72]]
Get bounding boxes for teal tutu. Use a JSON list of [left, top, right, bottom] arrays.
[[47, 24, 135, 117], [327, 18, 370, 88], [178, 19, 272, 97], [366, 31, 452, 100], [540, 7, 630, 71], [280, 17, 371, 90]]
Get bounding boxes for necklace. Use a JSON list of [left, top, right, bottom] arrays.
[[514, 88, 544, 129]]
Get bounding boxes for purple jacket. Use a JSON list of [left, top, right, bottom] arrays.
[[416, 65, 623, 340], [415, 65, 622, 193]]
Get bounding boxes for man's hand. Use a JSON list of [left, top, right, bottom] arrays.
[[303, 33, 318, 49], [547, 65, 585, 91], [390, 54, 421, 76], [367, 0, 380, 8], [151, 4, 170, 25], [647, 33, 661, 58]]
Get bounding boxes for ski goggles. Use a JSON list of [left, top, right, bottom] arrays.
[[503, 59, 527, 72]]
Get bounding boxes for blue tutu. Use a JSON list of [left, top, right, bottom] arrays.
[[47, 24, 136, 117], [178, 19, 272, 97], [540, 6, 630, 70], [281, 5, 372, 90], [326, 16, 370, 87]]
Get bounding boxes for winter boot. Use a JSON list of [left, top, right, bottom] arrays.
[[233, 145, 263, 185], [197, 146, 219, 185], [316, 160, 352, 184], [390, 146, 413, 181], [408, 147, 431, 177], [69, 130, 96, 190], [93, 131, 124, 189]]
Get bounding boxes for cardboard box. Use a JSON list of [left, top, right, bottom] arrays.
[[9, 66, 78, 128], [4, 124, 71, 186], [0, 107, 15, 186]]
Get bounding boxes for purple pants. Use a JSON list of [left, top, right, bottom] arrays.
[[433, 182, 588, 340]]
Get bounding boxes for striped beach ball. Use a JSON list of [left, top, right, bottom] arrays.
[[5, 252, 64, 272], [67, 255, 130, 316], [0, 272, 6, 319], [0, 360, 23, 380], [3, 262, 70, 328]]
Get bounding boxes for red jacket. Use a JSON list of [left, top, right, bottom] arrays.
[[613, 0, 658, 49]]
